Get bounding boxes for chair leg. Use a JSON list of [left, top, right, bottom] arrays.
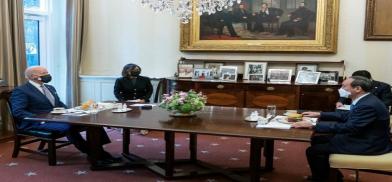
[[12, 136, 21, 158], [355, 170, 359, 182], [38, 141, 46, 151], [48, 139, 56, 166], [263, 139, 274, 171]]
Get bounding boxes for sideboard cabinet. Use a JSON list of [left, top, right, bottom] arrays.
[[166, 78, 340, 112]]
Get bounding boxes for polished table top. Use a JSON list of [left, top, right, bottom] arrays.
[[27, 106, 313, 142]]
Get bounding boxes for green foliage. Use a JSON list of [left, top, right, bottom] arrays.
[[160, 90, 207, 113]]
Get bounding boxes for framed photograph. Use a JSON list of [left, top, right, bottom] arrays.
[[220, 66, 238, 81], [296, 64, 318, 73], [178, 64, 194, 78], [319, 71, 339, 83], [204, 62, 224, 73], [193, 68, 213, 80], [365, 0, 392, 40], [267, 69, 292, 83], [180, 0, 339, 53], [244, 62, 267, 81], [295, 71, 321, 84]]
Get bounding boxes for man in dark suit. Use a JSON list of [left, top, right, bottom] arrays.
[[233, 4, 253, 31], [10, 66, 118, 163], [253, 3, 283, 32], [336, 70, 392, 110], [276, 2, 315, 37], [215, 9, 239, 37], [292, 76, 392, 181]]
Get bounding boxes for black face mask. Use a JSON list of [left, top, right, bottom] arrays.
[[127, 67, 141, 77], [130, 69, 141, 76], [40, 74, 52, 83]]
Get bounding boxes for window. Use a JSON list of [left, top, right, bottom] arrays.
[[23, 0, 67, 102], [23, 0, 48, 67]]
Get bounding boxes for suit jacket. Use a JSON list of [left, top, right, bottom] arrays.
[[316, 94, 391, 155], [114, 76, 153, 102], [257, 7, 283, 22], [10, 82, 66, 130], [339, 80, 392, 108]]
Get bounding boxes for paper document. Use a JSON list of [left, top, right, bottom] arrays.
[[61, 113, 89, 117], [256, 121, 291, 129], [256, 116, 292, 129], [337, 104, 350, 111], [131, 104, 157, 107]]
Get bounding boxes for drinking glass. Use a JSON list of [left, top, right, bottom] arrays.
[[90, 103, 99, 114], [266, 105, 276, 118]]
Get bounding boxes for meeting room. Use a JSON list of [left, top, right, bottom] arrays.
[[0, 0, 391, 182]]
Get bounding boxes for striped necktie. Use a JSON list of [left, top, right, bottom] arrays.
[[41, 85, 55, 106]]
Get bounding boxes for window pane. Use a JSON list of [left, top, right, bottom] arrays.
[[24, 19, 40, 66], [23, 0, 40, 9]]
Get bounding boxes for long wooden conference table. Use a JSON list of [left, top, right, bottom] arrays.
[[27, 105, 313, 182]]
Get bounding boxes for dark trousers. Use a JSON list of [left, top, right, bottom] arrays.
[[307, 135, 342, 182], [28, 122, 111, 154]]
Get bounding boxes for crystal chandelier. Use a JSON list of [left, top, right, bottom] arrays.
[[135, 0, 241, 24]]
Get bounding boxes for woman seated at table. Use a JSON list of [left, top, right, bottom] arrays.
[[114, 63, 153, 102]]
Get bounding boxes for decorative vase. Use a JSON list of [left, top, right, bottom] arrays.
[[169, 110, 196, 117]]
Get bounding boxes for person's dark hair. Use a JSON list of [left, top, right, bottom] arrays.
[[352, 70, 372, 79], [350, 76, 372, 92], [121, 63, 140, 77]]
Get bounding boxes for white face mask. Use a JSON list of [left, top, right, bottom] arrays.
[[338, 88, 351, 98]]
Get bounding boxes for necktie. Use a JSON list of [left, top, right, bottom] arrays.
[[41, 85, 55, 106]]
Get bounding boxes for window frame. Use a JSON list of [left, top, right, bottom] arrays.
[[23, 0, 49, 67]]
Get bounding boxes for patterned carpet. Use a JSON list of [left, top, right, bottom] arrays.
[[0, 129, 389, 182]]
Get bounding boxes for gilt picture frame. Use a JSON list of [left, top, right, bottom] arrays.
[[180, 0, 339, 53], [364, 0, 392, 40]]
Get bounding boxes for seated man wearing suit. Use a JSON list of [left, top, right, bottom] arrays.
[[293, 76, 392, 181], [336, 70, 392, 110], [10, 66, 118, 163]]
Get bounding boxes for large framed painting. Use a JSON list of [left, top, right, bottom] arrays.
[[180, 0, 339, 53], [364, 0, 392, 40]]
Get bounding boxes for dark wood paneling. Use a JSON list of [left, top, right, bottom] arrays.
[[168, 79, 339, 111], [246, 84, 298, 109], [198, 82, 244, 107], [299, 85, 340, 111]]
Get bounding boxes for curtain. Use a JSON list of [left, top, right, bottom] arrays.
[[66, 0, 88, 107], [0, 0, 27, 87]]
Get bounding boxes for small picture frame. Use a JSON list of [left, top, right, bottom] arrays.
[[296, 64, 318, 74], [319, 71, 339, 83], [193, 68, 213, 80], [205, 62, 224, 73], [244, 62, 268, 82], [267, 69, 292, 83], [295, 71, 321, 84], [178, 63, 193, 78], [220, 66, 238, 81]]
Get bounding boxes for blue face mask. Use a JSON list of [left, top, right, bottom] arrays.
[[338, 88, 351, 98]]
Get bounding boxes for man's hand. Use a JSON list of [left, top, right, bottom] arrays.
[[291, 121, 314, 129], [139, 99, 146, 103], [335, 102, 343, 108], [302, 111, 321, 118]]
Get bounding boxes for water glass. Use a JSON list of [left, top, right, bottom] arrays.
[[90, 103, 99, 114], [266, 105, 276, 118]]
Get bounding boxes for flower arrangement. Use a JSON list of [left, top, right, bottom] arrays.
[[160, 90, 207, 114]]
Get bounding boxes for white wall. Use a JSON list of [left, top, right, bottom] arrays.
[[81, 0, 392, 84]]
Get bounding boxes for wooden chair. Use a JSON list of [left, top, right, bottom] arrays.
[[329, 116, 392, 182], [329, 153, 392, 182], [6, 101, 71, 166]]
